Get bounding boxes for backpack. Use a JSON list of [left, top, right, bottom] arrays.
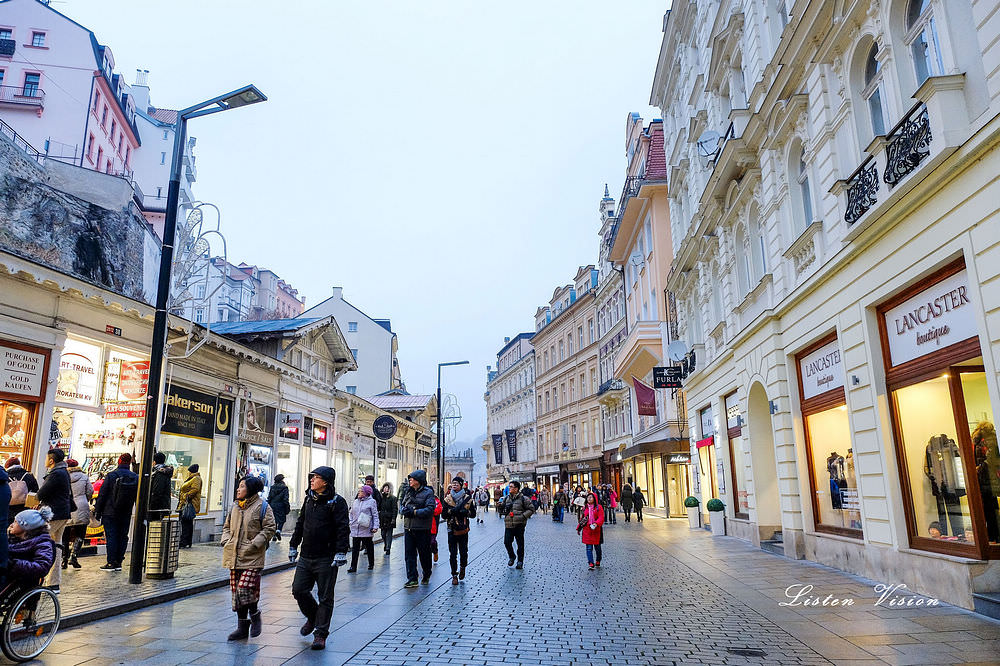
[[8, 477, 28, 505], [112, 473, 139, 508]]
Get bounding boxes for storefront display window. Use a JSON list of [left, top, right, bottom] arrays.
[[880, 261, 998, 558], [725, 393, 749, 518], [1, 338, 48, 467], [797, 335, 861, 538], [697, 404, 718, 508]]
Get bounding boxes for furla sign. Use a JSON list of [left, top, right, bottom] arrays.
[[883, 269, 977, 366]]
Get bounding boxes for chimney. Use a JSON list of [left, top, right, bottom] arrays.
[[332, 287, 343, 300], [504, 337, 510, 344], [134, 69, 149, 87]]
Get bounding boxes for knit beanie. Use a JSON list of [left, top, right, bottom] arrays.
[[118, 453, 132, 466], [360, 485, 373, 497], [15, 506, 53, 532], [67, 458, 79, 467]]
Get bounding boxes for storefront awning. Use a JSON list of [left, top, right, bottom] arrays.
[[621, 438, 689, 460]]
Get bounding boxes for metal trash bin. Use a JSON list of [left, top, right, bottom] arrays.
[[146, 518, 180, 579]]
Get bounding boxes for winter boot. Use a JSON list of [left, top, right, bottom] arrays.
[[228, 619, 251, 641], [69, 538, 83, 569], [249, 611, 263, 637]]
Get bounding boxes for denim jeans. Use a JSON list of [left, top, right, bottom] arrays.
[[404, 529, 432, 582], [586, 543, 603, 564], [292, 556, 338, 638], [102, 517, 130, 566]]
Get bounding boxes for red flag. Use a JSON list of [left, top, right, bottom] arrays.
[[632, 376, 657, 416]]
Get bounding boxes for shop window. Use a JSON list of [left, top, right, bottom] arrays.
[[880, 261, 996, 558], [0, 399, 32, 465], [725, 392, 750, 518]]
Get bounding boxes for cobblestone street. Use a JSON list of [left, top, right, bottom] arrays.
[[33, 511, 1000, 666]]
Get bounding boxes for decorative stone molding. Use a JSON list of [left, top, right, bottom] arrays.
[[782, 220, 822, 277]]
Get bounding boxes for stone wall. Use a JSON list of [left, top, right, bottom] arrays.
[[0, 131, 158, 305]]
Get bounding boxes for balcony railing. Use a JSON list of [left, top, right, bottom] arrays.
[[0, 116, 44, 163], [0, 39, 15, 57], [843, 155, 879, 226], [0, 85, 44, 108], [615, 174, 644, 218], [597, 378, 625, 396], [883, 103, 931, 188]]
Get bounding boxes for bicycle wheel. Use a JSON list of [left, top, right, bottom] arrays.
[[0, 587, 60, 662]]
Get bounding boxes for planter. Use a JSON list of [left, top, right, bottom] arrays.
[[686, 506, 700, 529], [709, 513, 725, 536]]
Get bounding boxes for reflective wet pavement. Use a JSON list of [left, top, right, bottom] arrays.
[[34, 508, 1000, 665]]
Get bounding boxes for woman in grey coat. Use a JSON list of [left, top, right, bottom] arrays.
[[62, 458, 93, 569]]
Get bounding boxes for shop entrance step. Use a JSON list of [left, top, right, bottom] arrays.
[[973, 592, 1000, 620], [761, 531, 784, 556]]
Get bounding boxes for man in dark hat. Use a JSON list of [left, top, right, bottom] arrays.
[[288, 466, 349, 651], [94, 453, 139, 571], [399, 469, 436, 588]]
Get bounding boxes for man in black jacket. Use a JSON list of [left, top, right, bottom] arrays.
[[38, 448, 73, 590], [148, 452, 174, 521], [288, 466, 349, 651], [94, 453, 139, 571], [399, 469, 436, 588]]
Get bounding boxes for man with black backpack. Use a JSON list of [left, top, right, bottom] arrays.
[[94, 453, 139, 571], [441, 475, 475, 585]]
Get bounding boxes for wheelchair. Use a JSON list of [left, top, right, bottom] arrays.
[[0, 578, 60, 662]]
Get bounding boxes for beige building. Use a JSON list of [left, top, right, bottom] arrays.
[[533, 266, 603, 491], [655, 0, 1000, 611], [606, 114, 689, 514]]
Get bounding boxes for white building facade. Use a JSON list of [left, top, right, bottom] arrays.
[[655, 0, 1000, 611], [484, 334, 537, 485]]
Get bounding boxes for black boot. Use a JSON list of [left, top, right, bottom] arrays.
[[69, 538, 82, 569], [249, 611, 262, 637], [228, 619, 250, 641]]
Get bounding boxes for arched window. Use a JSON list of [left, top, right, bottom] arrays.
[[748, 207, 767, 283], [862, 44, 887, 137], [735, 225, 751, 295], [790, 141, 813, 233], [905, 0, 943, 86]]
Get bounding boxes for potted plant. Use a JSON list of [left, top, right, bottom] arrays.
[[706, 498, 725, 536], [683, 496, 700, 529]]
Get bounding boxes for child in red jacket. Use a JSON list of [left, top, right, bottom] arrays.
[[577, 492, 605, 570]]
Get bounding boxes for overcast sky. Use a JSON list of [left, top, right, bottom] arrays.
[[66, 0, 667, 448]]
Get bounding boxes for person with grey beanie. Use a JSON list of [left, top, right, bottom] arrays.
[[7, 506, 56, 586]]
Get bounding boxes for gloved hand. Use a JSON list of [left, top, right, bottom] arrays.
[[400, 505, 414, 516], [332, 552, 348, 567], [288, 547, 298, 563], [589, 523, 597, 530]]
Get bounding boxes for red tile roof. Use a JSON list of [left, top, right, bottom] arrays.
[[147, 107, 178, 124], [645, 123, 667, 180]]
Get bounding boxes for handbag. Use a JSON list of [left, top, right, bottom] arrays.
[[358, 508, 372, 529], [572, 496, 585, 508], [24, 492, 39, 509], [180, 500, 196, 521]]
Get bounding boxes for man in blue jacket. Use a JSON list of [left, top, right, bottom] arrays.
[[94, 453, 139, 571], [399, 469, 436, 588]]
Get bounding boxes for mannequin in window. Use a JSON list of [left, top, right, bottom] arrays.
[[973, 421, 1000, 542], [827, 452, 846, 510], [924, 434, 966, 537]]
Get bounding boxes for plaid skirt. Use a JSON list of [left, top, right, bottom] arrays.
[[230, 568, 262, 611]]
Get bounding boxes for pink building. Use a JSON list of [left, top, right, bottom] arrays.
[[0, 0, 139, 177]]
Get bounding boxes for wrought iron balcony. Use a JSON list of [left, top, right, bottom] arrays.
[[843, 156, 879, 225], [0, 85, 44, 108], [883, 103, 931, 188], [0, 39, 15, 57], [615, 175, 644, 218], [597, 378, 625, 396]]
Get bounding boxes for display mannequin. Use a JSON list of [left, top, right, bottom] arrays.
[[973, 422, 1000, 542], [924, 434, 966, 537], [827, 452, 846, 510]]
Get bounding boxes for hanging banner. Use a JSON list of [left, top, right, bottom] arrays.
[[505, 429, 518, 462], [492, 434, 503, 465], [239, 400, 276, 446], [632, 376, 657, 416]]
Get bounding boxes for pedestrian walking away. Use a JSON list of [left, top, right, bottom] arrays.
[[633, 484, 646, 523], [37, 447, 75, 591], [148, 452, 174, 522], [578, 491, 605, 569], [378, 482, 398, 556], [441, 475, 475, 585], [552, 485, 568, 523], [62, 458, 93, 570], [572, 485, 587, 521], [177, 464, 202, 548], [220, 476, 276, 641], [93, 453, 138, 571], [5, 456, 37, 525], [365, 474, 383, 508], [498, 480, 534, 569], [347, 484, 380, 572], [399, 469, 436, 588], [608, 485, 618, 525], [288, 466, 349, 651], [620, 482, 634, 522], [267, 474, 291, 541], [474, 486, 489, 523]]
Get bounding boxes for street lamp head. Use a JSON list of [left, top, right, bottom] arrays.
[[439, 360, 470, 368], [221, 85, 266, 109]]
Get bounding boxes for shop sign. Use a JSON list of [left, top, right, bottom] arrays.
[[313, 423, 328, 447], [56, 339, 102, 406], [103, 356, 149, 404], [216, 397, 233, 436], [883, 269, 978, 366], [163, 385, 218, 440], [696, 436, 714, 449], [536, 465, 560, 474], [105, 402, 146, 419], [354, 434, 375, 458], [0, 342, 46, 399], [373, 415, 398, 441], [653, 366, 682, 389], [666, 453, 691, 464], [799, 340, 845, 400], [279, 411, 303, 441], [239, 401, 276, 446]]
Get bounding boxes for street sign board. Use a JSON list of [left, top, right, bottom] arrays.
[[373, 415, 398, 440], [653, 366, 683, 389]]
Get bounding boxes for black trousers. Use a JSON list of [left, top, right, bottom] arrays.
[[404, 529, 432, 582], [102, 516, 130, 566], [351, 536, 374, 569], [179, 516, 195, 547], [381, 526, 395, 553], [504, 524, 526, 562], [635, 505, 643, 522], [292, 556, 338, 638], [447, 531, 469, 575]]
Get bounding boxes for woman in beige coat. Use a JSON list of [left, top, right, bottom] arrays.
[[221, 475, 276, 641], [177, 464, 203, 548]]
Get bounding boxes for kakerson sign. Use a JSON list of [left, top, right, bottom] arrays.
[[883, 269, 978, 366], [163, 385, 218, 440]]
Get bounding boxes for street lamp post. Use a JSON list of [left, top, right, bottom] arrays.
[[436, 360, 468, 496], [129, 85, 266, 584]]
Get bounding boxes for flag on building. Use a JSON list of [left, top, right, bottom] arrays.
[[505, 429, 517, 462], [632, 376, 657, 416], [492, 434, 503, 464]]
